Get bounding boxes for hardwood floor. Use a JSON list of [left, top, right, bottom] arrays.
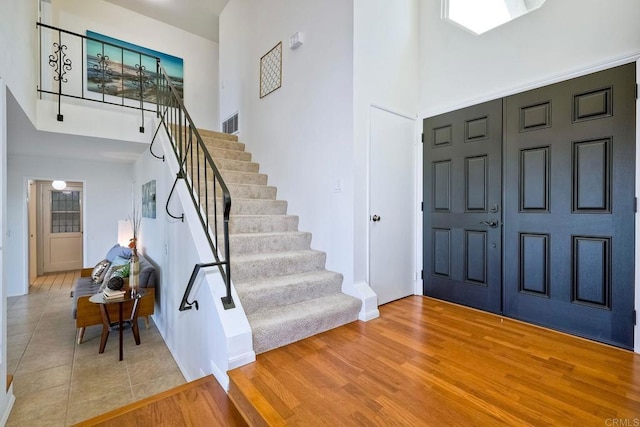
[[229, 296, 640, 426], [29, 269, 79, 293], [73, 375, 246, 427]]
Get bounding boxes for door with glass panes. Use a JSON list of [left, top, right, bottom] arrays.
[[41, 182, 83, 273]]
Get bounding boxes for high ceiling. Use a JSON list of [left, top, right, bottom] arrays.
[[103, 0, 230, 42]]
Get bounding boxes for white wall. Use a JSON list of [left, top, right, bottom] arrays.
[[353, 0, 420, 293], [134, 124, 253, 388], [0, 0, 38, 122], [419, 0, 640, 116], [0, 80, 16, 426], [220, 0, 356, 290], [47, 0, 219, 130], [6, 97, 134, 296]]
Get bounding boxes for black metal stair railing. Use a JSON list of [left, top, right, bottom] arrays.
[[155, 63, 235, 310], [36, 22, 234, 310], [37, 22, 158, 132]]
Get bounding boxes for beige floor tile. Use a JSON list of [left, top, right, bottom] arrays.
[[13, 363, 72, 398], [131, 370, 186, 401], [6, 330, 34, 347], [6, 383, 69, 427], [16, 346, 74, 374], [66, 387, 134, 426], [7, 321, 39, 337]]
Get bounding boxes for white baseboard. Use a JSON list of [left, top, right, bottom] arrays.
[[0, 384, 15, 426], [349, 281, 380, 321]]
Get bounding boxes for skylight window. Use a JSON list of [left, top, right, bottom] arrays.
[[443, 0, 545, 35]]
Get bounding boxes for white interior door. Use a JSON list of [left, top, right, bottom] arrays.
[[40, 182, 83, 273], [369, 106, 416, 305]]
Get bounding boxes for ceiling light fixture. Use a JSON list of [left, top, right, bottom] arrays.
[[52, 180, 67, 191]]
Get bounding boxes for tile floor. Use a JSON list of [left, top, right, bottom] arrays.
[[6, 274, 186, 426]]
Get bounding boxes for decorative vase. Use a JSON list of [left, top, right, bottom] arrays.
[[130, 250, 140, 297]]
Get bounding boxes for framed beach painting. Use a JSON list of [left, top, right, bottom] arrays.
[[142, 180, 156, 219], [85, 31, 184, 103]]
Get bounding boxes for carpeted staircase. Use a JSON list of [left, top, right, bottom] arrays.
[[191, 128, 361, 354]]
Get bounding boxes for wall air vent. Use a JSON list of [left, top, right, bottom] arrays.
[[222, 113, 239, 135]]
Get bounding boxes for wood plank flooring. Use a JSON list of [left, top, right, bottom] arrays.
[[29, 269, 79, 293], [229, 296, 640, 426], [73, 375, 246, 427]]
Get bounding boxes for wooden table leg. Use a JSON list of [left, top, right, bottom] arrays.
[[131, 296, 141, 346], [98, 304, 110, 354], [118, 302, 124, 361]]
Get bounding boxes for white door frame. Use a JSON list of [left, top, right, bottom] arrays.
[[20, 176, 87, 294]]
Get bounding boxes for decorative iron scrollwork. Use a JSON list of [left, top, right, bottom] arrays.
[[93, 53, 113, 92], [48, 42, 72, 83]]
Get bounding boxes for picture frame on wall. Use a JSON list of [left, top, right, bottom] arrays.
[[142, 180, 156, 219], [259, 42, 282, 98]]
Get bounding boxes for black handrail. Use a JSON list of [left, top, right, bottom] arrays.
[[155, 62, 235, 310]]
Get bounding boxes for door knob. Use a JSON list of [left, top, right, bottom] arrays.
[[480, 219, 499, 228], [372, 215, 381, 222]]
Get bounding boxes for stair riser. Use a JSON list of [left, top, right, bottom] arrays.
[[207, 148, 252, 162], [218, 170, 268, 186], [229, 232, 311, 255], [227, 199, 288, 215], [236, 274, 343, 316], [217, 216, 299, 234], [249, 297, 361, 354], [228, 185, 276, 200], [214, 158, 260, 173], [202, 137, 246, 152], [232, 252, 326, 282], [200, 198, 287, 215], [195, 182, 277, 200], [190, 168, 266, 185], [195, 128, 238, 142]]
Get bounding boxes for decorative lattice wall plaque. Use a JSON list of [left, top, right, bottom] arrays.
[[260, 42, 282, 98]]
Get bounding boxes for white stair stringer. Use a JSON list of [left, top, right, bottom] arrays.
[[199, 128, 362, 354]]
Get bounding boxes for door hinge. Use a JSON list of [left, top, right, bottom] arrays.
[[634, 310, 637, 325], [421, 201, 423, 211], [421, 133, 424, 143], [421, 270, 424, 280], [636, 83, 638, 100], [635, 197, 638, 213]]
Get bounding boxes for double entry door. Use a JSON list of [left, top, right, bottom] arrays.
[[423, 63, 636, 349]]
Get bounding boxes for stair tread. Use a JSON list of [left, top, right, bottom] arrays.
[[235, 269, 341, 288]]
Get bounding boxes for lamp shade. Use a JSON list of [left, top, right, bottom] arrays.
[[117, 219, 133, 247], [52, 180, 67, 190]]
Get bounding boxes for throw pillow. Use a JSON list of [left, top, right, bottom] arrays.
[[111, 255, 130, 266], [91, 260, 111, 284], [105, 244, 133, 262]]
